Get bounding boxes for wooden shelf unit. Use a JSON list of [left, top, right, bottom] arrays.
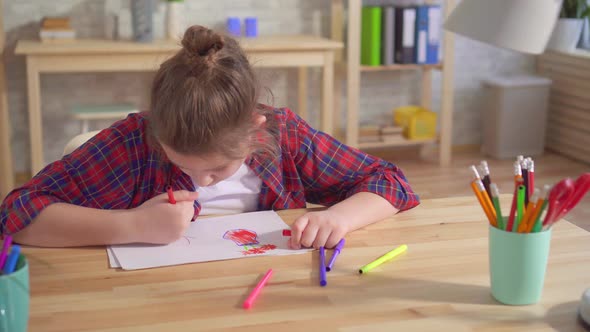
[[330, 0, 455, 166], [358, 137, 438, 149], [360, 63, 443, 72]]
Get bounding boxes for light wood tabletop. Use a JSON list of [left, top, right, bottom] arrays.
[[23, 196, 590, 331], [15, 35, 343, 54]]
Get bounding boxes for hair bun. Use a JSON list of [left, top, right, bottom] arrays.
[[181, 25, 225, 57]]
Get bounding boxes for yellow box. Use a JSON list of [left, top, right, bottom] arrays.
[[407, 110, 437, 139], [393, 106, 437, 140], [393, 105, 423, 128]]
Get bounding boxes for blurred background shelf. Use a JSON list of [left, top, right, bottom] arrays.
[[330, 0, 455, 166], [360, 63, 443, 72], [358, 137, 437, 150], [336, 61, 443, 73]]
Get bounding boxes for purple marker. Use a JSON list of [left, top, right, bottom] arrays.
[[319, 247, 327, 287], [0, 235, 12, 270], [326, 238, 345, 272], [3, 245, 20, 275]]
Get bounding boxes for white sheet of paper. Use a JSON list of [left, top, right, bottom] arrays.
[[108, 211, 310, 270], [107, 247, 121, 268]]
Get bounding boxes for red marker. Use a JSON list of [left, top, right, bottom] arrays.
[[282, 229, 291, 236], [166, 186, 176, 204]]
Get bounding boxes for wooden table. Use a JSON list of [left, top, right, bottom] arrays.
[[22, 196, 590, 331], [15, 36, 343, 174]]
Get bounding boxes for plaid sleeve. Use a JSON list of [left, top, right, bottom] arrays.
[[0, 115, 147, 235], [285, 109, 420, 212]]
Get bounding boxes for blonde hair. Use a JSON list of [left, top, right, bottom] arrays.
[[149, 25, 278, 159]]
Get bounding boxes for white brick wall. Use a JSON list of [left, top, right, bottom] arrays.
[[4, 0, 535, 172]]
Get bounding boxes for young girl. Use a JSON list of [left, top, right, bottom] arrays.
[[0, 25, 419, 249]]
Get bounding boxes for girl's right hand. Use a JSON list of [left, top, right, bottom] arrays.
[[131, 190, 199, 244]]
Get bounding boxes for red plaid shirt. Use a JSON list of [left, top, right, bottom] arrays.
[[0, 107, 419, 235]]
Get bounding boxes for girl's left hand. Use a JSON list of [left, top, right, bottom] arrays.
[[288, 210, 349, 250]]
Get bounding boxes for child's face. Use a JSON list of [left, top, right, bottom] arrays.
[[161, 144, 245, 187]]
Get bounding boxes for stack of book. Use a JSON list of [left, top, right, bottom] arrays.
[[380, 126, 405, 143], [359, 125, 382, 143], [361, 3, 441, 66], [359, 125, 406, 143], [40, 17, 76, 43]]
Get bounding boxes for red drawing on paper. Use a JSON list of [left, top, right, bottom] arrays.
[[222, 229, 277, 255], [223, 229, 260, 246], [242, 244, 277, 255]]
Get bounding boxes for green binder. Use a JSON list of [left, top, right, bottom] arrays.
[[361, 6, 382, 66]]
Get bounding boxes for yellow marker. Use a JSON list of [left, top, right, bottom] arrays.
[[359, 244, 407, 274]]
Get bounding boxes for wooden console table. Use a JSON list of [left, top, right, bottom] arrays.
[[15, 36, 342, 174]]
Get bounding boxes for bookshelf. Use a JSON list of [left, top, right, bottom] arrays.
[[358, 137, 437, 149], [331, 0, 455, 166], [360, 63, 443, 71]]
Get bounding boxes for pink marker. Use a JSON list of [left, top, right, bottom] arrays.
[[243, 269, 273, 309], [0, 235, 13, 270]]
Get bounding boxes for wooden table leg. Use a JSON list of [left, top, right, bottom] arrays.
[[421, 68, 433, 112], [321, 51, 334, 135], [420, 68, 434, 158], [439, 0, 456, 167], [26, 57, 44, 175], [331, 0, 344, 141], [0, 61, 13, 198], [0, 0, 14, 196], [297, 67, 308, 123], [346, 0, 361, 147], [332, 68, 342, 141]]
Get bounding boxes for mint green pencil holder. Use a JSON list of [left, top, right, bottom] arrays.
[[0, 255, 29, 332], [489, 225, 552, 305]]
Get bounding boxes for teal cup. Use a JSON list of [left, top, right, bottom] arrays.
[[0, 255, 29, 332], [489, 225, 552, 305]]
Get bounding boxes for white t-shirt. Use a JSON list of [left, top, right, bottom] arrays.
[[195, 163, 262, 215]]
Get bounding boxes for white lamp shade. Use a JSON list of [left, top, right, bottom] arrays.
[[444, 0, 563, 54]]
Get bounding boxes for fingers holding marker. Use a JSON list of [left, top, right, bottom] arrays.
[[289, 217, 309, 249], [167, 187, 199, 204]]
